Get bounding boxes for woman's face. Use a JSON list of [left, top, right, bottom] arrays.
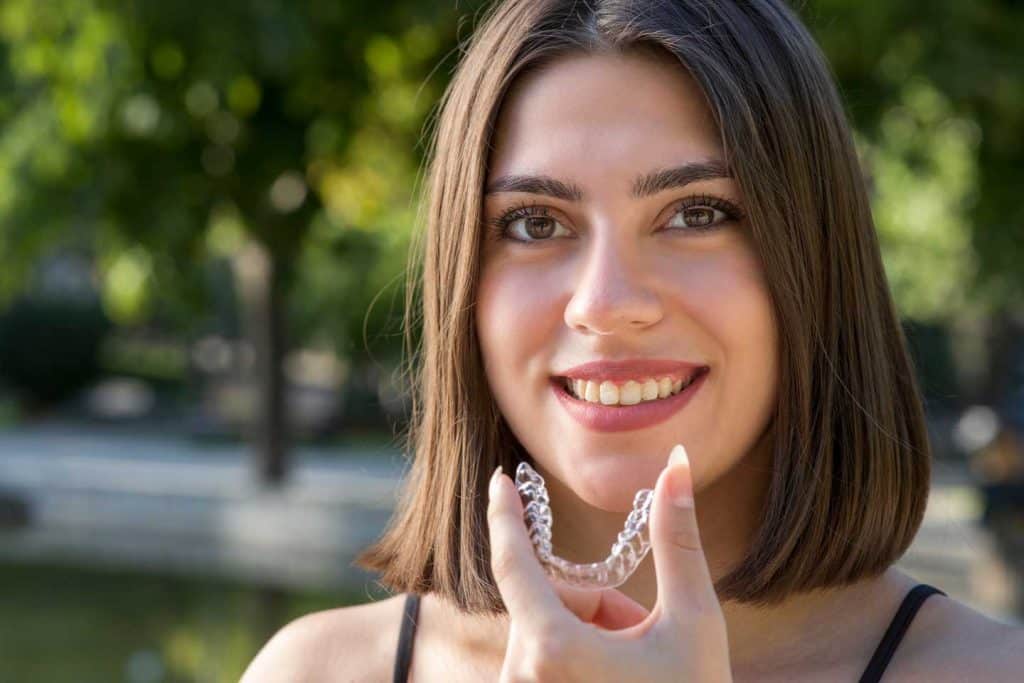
[[476, 50, 778, 512]]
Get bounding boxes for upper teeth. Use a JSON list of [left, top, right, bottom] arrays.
[[564, 376, 696, 405]]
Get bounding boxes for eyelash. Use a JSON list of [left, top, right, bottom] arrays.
[[486, 194, 746, 244]]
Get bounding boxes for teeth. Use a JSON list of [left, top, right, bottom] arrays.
[[599, 381, 619, 405], [641, 379, 659, 401], [565, 373, 701, 405], [619, 380, 642, 405]]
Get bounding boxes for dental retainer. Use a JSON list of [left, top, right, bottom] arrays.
[[514, 461, 654, 590]]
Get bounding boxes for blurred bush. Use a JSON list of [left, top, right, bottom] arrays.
[[0, 293, 111, 406]]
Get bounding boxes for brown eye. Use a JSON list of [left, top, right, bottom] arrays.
[[490, 205, 572, 243], [681, 207, 716, 227], [664, 194, 744, 233], [523, 217, 556, 239], [663, 205, 729, 232]]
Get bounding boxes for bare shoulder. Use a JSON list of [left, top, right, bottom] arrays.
[[240, 593, 407, 683], [891, 591, 1024, 681]]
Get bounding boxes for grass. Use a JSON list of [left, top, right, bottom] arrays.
[[0, 560, 372, 682]]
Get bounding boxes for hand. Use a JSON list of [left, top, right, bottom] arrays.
[[486, 444, 733, 682]]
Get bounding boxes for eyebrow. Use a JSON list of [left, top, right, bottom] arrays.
[[483, 159, 731, 201]]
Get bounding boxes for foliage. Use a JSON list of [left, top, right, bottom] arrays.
[[0, 0, 486, 361], [802, 0, 1024, 321], [0, 0, 1019, 361], [0, 291, 111, 403]]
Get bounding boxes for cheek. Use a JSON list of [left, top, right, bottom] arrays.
[[667, 245, 778, 444], [679, 250, 775, 358], [476, 261, 563, 385]]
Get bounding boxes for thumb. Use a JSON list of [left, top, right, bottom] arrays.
[[649, 444, 718, 622]]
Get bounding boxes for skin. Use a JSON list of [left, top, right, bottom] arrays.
[[476, 48, 774, 676], [239, 48, 1024, 683], [476, 49, 777, 602]]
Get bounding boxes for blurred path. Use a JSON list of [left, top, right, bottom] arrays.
[[897, 460, 1022, 625], [0, 423, 407, 594], [0, 423, 1020, 624]]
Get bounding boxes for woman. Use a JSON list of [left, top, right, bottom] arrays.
[[243, 0, 1023, 680]]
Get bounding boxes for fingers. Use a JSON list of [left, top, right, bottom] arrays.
[[556, 585, 651, 631], [649, 444, 719, 623], [487, 466, 567, 626]]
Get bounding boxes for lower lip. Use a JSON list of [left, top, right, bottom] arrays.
[[551, 370, 708, 433]]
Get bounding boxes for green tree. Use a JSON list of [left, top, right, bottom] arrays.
[[803, 0, 1024, 318], [802, 0, 1024, 403], [0, 0, 488, 481]]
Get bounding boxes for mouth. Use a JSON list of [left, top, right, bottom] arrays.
[[550, 366, 709, 433], [558, 367, 707, 405]]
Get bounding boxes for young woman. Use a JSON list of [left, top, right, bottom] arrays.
[[243, 1, 1024, 680]]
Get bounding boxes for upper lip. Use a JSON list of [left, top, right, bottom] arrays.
[[555, 359, 708, 383]]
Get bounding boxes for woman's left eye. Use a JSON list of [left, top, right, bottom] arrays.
[[666, 206, 729, 230], [664, 195, 744, 232]]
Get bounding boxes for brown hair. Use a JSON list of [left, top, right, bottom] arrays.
[[356, 0, 931, 614]]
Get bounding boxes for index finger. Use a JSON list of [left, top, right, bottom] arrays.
[[487, 465, 568, 626]]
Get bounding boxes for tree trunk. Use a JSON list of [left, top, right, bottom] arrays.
[[234, 240, 289, 487]]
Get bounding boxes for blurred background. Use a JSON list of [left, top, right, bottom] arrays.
[[0, 0, 1020, 680]]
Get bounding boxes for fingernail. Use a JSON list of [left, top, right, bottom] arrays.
[[668, 443, 688, 468], [488, 464, 503, 500], [666, 445, 694, 508]]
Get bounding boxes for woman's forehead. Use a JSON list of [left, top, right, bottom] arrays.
[[487, 51, 724, 188]]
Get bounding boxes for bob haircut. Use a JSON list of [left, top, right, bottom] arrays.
[[357, 0, 931, 615]]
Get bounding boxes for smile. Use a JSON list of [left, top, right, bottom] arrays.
[[562, 371, 701, 406], [551, 366, 708, 432]]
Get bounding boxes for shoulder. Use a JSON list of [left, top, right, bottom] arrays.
[[240, 593, 408, 683], [890, 591, 1024, 681]]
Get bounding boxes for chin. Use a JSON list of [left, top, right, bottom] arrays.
[[550, 455, 662, 514]]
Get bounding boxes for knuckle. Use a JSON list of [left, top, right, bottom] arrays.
[[490, 547, 517, 583], [486, 502, 504, 526], [667, 525, 702, 552]]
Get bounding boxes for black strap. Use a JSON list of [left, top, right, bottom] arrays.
[[392, 592, 421, 683], [858, 583, 946, 682]]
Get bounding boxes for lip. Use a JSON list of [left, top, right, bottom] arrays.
[[551, 366, 709, 433], [555, 359, 706, 384]]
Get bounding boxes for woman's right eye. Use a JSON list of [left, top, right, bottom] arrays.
[[488, 205, 572, 243]]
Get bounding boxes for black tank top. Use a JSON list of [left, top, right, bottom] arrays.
[[392, 583, 946, 682]]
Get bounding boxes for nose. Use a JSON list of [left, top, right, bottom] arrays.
[[563, 236, 663, 335]]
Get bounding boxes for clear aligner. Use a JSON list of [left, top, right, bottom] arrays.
[[514, 461, 654, 591]]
